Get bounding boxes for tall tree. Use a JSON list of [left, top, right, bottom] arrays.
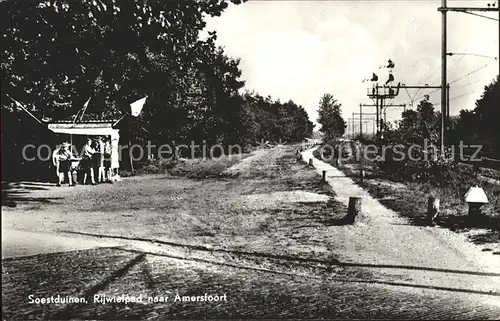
[[316, 93, 346, 141], [450, 76, 499, 156], [1, 0, 244, 120]]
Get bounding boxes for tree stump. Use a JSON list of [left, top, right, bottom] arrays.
[[427, 196, 440, 226], [346, 197, 361, 224]]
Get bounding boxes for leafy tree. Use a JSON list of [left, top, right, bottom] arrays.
[[238, 92, 313, 146], [1, 0, 318, 167], [1, 0, 244, 121], [316, 93, 346, 141]]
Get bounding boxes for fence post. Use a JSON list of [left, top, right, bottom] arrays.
[[427, 196, 440, 226], [346, 197, 361, 224]]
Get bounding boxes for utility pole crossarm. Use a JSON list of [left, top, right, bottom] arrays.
[[438, 7, 499, 12], [396, 85, 442, 89]]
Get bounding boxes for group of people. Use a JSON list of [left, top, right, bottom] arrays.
[[52, 136, 115, 187]]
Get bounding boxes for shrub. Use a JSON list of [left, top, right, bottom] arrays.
[[376, 145, 476, 187]]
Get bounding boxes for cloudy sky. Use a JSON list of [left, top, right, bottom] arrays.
[[204, 0, 499, 132]]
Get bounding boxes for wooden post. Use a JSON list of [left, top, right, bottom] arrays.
[[322, 170, 326, 183], [473, 163, 480, 178], [128, 139, 135, 174], [346, 197, 361, 224], [360, 169, 365, 183], [468, 203, 482, 217], [427, 196, 440, 226]]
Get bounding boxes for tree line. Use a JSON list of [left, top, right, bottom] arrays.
[[1, 0, 313, 160]]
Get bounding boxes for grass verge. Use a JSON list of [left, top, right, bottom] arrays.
[[314, 143, 500, 245]]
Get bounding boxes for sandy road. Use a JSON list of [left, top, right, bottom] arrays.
[[2, 145, 500, 319]]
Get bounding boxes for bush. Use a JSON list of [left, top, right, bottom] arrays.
[[376, 146, 476, 187]]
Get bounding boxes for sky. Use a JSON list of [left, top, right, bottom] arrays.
[[204, 0, 499, 132]]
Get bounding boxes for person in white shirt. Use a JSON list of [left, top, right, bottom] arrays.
[[53, 142, 74, 186]]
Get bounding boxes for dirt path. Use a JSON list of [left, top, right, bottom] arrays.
[[3, 146, 500, 319], [301, 147, 500, 298]]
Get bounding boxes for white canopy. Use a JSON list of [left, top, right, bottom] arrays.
[[48, 122, 120, 169], [47, 122, 120, 140]]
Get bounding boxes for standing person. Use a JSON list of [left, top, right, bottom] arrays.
[[95, 137, 106, 183], [52, 144, 61, 185], [103, 137, 112, 182], [54, 142, 74, 186], [81, 138, 96, 185]]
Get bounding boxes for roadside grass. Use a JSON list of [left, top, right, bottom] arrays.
[[314, 144, 500, 245]]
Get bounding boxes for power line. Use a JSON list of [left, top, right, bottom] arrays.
[[449, 64, 489, 85], [448, 52, 498, 60], [413, 64, 489, 102], [434, 90, 476, 107], [461, 10, 499, 21]]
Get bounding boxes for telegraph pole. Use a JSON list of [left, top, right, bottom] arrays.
[[437, 1, 500, 147], [446, 84, 450, 131], [375, 86, 379, 134], [359, 104, 362, 137], [441, 0, 447, 151]]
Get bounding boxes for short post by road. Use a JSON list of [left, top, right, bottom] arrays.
[[427, 196, 440, 226], [322, 170, 326, 183], [309, 158, 313, 167], [359, 169, 365, 183], [464, 186, 488, 217], [346, 197, 361, 224], [473, 163, 480, 178]]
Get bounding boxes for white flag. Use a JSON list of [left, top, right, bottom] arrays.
[[130, 96, 147, 117]]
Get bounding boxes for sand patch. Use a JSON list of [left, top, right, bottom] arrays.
[[238, 191, 330, 209]]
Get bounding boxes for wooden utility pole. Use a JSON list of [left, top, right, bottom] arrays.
[[355, 110, 377, 137], [375, 86, 379, 134], [359, 104, 362, 137], [446, 84, 450, 131], [441, 0, 447, 151], [437, 2, 500, 146]]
